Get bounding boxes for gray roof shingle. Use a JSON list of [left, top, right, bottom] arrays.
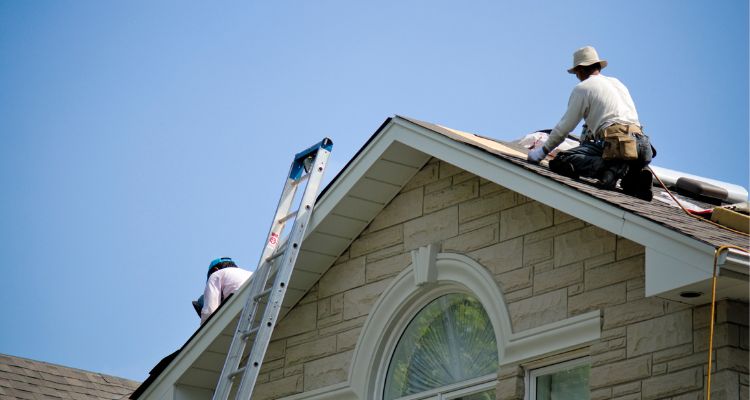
[[0, 354, 140, 400], [401, 116, 748, 250]]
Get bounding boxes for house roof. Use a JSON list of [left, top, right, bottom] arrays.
[[399, 116, 748, 250], [0, 353, 140, 400], [132, 115, 749, 399]]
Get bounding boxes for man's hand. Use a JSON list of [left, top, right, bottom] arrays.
[[527, 146, 548, 164]]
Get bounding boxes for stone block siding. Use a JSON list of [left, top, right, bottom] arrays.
[[252, 158, 749, 400]]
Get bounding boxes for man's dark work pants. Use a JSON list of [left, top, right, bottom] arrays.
[[550, 134, 653, 186]]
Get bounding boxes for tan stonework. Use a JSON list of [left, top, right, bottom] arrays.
[[368, 188, 423, 232], [424, 179, 478, 214], [496, 366, 524, 400], [252, 159, 748, 400], [403, 206, 458, 250]]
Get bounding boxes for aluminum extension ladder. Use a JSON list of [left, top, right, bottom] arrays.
[[212, 138, 333, 400]]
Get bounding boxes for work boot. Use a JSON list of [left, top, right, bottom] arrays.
[[621, 169, 652, 191], [633, 189, 653, 201], [622, 169, 653, 201], [549, 158, 578, 179], [598, 170, 618, 190]]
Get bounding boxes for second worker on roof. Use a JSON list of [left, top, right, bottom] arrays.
[[200, 257, 252, 324]]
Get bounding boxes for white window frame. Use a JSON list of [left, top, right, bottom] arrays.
[[382, 288, 498, 400], [390, 374, 496, 400], [381, 288, 498, 400], [525, 357, 591, 400]]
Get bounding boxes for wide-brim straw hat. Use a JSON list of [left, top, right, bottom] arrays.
[[567, 46, 608, 74]]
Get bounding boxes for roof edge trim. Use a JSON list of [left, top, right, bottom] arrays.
[[388, 117, 717, 257]]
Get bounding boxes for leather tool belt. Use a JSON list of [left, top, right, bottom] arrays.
[[601, 124, 641, 160]]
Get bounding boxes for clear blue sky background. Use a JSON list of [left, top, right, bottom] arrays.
[[0, 1, 747, 382]]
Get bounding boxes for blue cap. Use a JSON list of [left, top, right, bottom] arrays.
[[209, 257, 233, 271]]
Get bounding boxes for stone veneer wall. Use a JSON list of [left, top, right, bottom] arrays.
[[252, 158, 749, 400]]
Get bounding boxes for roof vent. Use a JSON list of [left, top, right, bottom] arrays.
[[675, 177, 729, 205], [649, 165, 748, 204]]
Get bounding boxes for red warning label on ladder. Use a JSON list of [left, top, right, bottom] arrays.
[[268, 232, 279, 247]]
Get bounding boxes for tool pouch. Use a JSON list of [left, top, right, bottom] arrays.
[[602, 124, 639, 160]]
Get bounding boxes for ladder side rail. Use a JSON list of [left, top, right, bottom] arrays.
[[212, 176, 300, 400], [211, 251, 281, 400], [210, 255, 272, 400], [233, 147, 331, 399]]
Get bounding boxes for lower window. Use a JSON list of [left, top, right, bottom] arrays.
[[527, 358, 590, 400]]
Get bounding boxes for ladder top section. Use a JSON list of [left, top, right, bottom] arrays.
[[290, 137, 334, 180]]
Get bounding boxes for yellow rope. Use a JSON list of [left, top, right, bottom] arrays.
[[647, 166, 750, 239], [706, 245, 749, 399]]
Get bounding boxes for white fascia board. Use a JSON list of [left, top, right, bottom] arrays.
[[387, 119, 722, 296], [389, 119, 711, 248], [720, 249, 750, 277], [389, 119, 631, 234], [137, 283, 249, 399], [305, 122, 408, 240]]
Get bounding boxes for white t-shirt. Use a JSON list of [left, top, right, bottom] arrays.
[[200, 267, 253, 324], [545, 74, 640, 152]]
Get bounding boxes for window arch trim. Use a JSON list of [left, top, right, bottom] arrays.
[[349, 252, 512, 399], [346, 249, 601, 400]]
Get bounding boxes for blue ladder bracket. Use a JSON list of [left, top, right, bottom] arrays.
[[289, 138, 333, 180]]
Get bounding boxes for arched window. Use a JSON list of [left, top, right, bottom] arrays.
[[348, 250, 598, 400], [383, 293, 498, 400]]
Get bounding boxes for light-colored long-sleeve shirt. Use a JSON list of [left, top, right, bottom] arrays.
[[201, 267, 253, 324], [544, 74, 640, 153]]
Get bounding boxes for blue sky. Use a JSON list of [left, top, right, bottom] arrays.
[[0, 1, 747, 381]]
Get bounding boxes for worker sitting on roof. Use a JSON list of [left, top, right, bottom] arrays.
[[200, 257, 252, 324], [527, 46, 655, 201]]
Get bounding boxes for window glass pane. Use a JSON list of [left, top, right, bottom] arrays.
[[536, 364, 590, 400], [384, 294, 498, 400]]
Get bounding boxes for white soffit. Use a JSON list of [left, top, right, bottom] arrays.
[[294, 128, 432, 280], [647, 246, 749, 304]]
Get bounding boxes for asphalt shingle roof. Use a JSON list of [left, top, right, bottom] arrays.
[[401, 116, 749, 250], [0, 354, 140, 400]]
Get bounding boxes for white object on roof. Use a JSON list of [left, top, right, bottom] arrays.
[[649, 165, 748, 204], [653, 191, 708, 212], [517, 131, 578, 156]]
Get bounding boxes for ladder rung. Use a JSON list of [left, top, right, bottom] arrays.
[[229, 367, 246, 380], [278, 210, 298, 224], [253, 288, 272, 301], [265, 245, 288, 262], [241, 326, 260, 340]]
